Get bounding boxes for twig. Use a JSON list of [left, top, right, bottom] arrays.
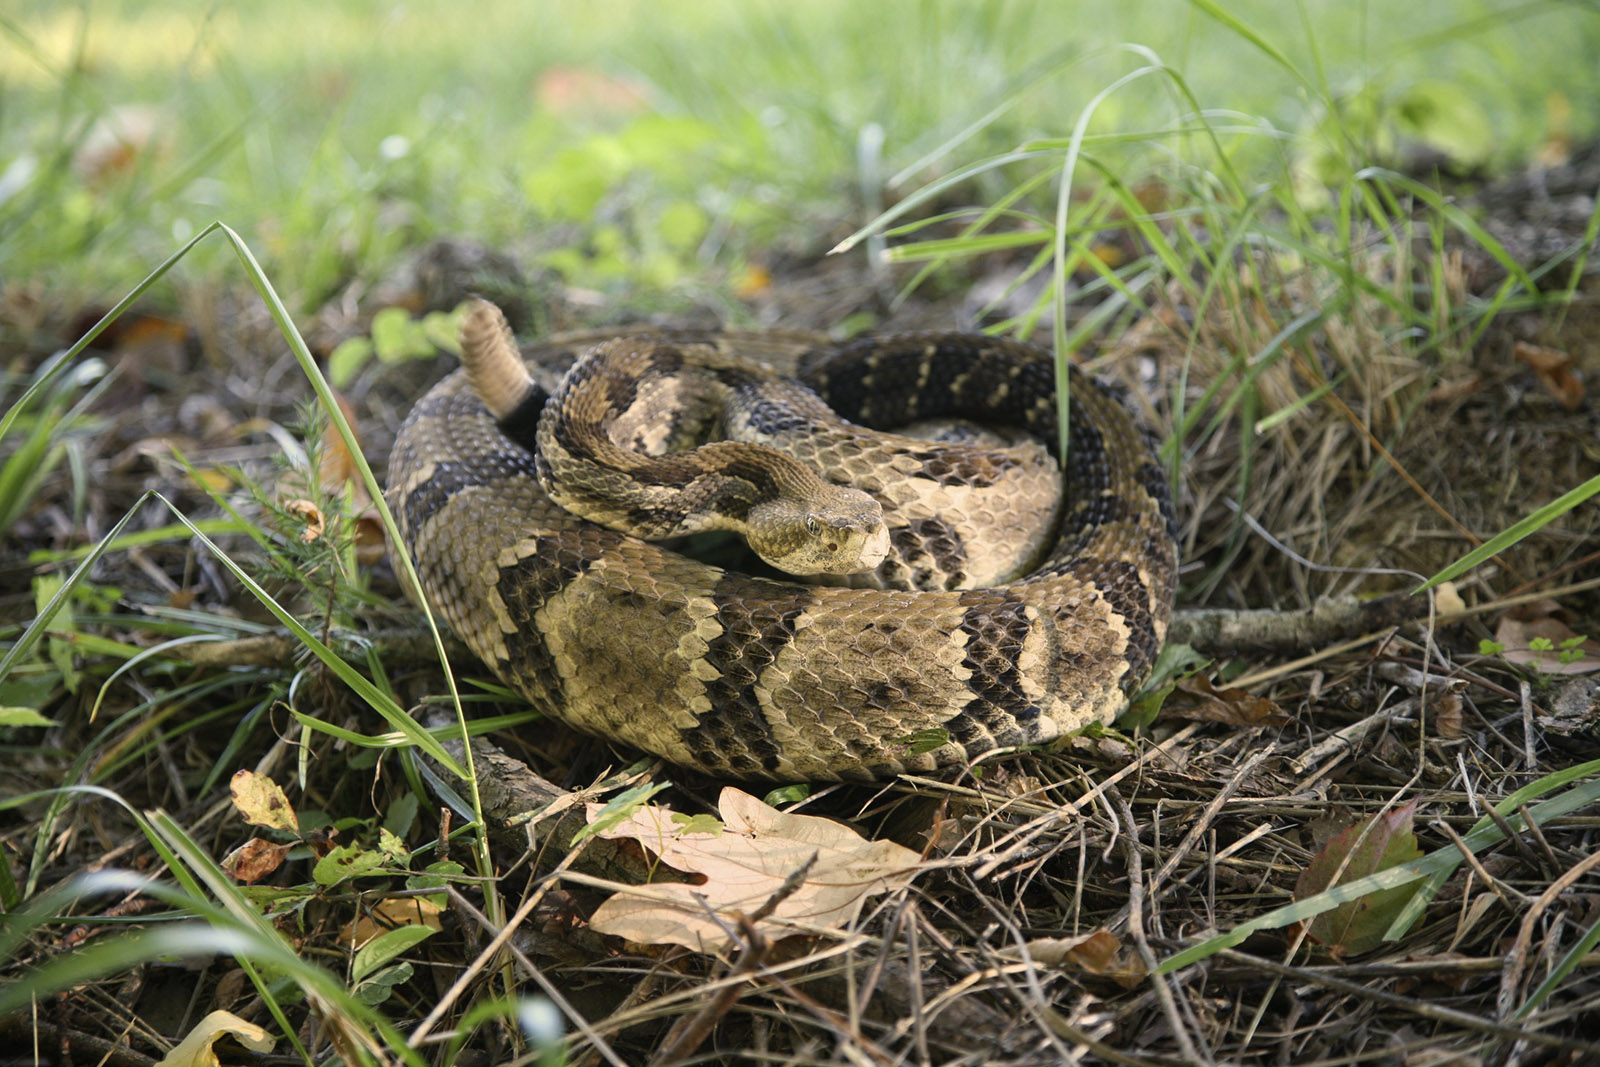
[[649, 855, 816, 1066], [1290, 697, 1420, 774], [1169, 593, 1421, 654], [439, 879, 630, 1067], [1215, 949, 1600, 1055], [1495, 847, 1600, 1022], [1115, 792, 1212, 1066]]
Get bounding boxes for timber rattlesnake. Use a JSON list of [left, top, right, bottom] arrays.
[[386, 301, 1176, 781]]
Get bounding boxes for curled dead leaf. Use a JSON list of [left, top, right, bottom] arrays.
[[341, 896, 445, 949], [1429, 691, 1465, 739], [154, 1009, 273, 1067], [221, 837, 290, 884], [1433, 581, 1467, 616], [1164, 674, 1288, 726], [354, 510, 387, 567], [1000, 930, 1147, 989], [1425, 373, 1482, 405], [586, 787, 924, 953], [318, 391, 366, 493], [282, 498, 326, 544], [1513, 341, 1584, 409]]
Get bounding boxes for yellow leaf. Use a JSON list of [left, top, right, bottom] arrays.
[[229, 770, 299, 832], [156, 1010, 273, 1067], [341, 896, 445, 949]]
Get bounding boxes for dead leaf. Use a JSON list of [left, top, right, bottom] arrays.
[[1430, 691, 1465, 739], [1163, 674, 1288, 726], [229, 770, 299, 832], [1434, 581, 1467, 616], [1000, 930, 1147, 989], [190, 468, 234, 493], [1513, 341, 1584, 409], [733, 264, 772, 299], [155, 1010, 274, 1067], [341, 896, 445, 949], [1294, 801, 1425, 959], [586, 787, 923, 953], [318, 392, 366, 496], [353, 510, 387, 567], [921, 817, 965, 854], [283, 498, 326, 544], [1425, 374, 1481, 405], [1538, 91, 1573, 168], [1494, 605, 1600, 675], [74, 105, 170, 185], [221, 837, 290, 884]]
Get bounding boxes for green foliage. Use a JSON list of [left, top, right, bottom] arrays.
[[5, 1, 1596, 307], [329, 304, 468, 387], [762, 783, 812, 806], [1123, 641, 1210, 728], [571, 780, 670, 845], [0, 353, 109, 538]]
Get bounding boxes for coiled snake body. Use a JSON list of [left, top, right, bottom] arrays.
[[387, 303, 1177, 781]]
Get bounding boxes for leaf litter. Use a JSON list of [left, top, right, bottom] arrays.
[[585, 787, 925, 952]]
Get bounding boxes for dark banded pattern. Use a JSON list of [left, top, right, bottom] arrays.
[[386, 323, 1176, 781]]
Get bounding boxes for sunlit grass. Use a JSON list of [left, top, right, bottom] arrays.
[[4, 1, 1600, 1058], [3, 0, 1597, 309]]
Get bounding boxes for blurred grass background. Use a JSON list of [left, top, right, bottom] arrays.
[[3, 0, 1599, 313]]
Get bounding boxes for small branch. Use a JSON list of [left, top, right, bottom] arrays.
[[1169, 593, 1422, 654], [1215, 949, 1600, 1055]]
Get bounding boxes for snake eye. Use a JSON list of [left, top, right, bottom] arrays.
[[804, 515, 822, 537]]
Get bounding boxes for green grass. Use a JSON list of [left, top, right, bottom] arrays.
[[5, 2, 1600, 1062], [4, 0, 1598, 311]]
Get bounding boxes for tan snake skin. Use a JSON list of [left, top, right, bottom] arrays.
[[386, 303, 1177, 781]]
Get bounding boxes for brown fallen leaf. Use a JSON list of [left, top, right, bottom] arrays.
[[318, 391, 366, 494], [1494, 602, 1600, 675], [535, 66, 650, 117], [73, 105, 170, 185], [1513, 341, 1584, 409], [1000, 930, 1146, 989], [282, 498, 326, 544], [1430, 690, 1465, 739], [586, 787, 924, 953], [1293, 801, 1424, 959], [341, 896, 445, 949], [1425, 373, 1482, 405], [1163, 674, 1288, 726], [221, 837, 291, 884]]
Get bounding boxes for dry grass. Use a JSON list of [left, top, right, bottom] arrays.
[[3, 145, 1600, 1066]]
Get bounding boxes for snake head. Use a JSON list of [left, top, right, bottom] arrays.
[[747, 486, 890, 577]]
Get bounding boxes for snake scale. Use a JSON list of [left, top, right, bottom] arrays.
[[386, 301, 1177, 781]]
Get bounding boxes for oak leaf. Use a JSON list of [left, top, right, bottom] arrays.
[[586, 787, 923, 953]]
